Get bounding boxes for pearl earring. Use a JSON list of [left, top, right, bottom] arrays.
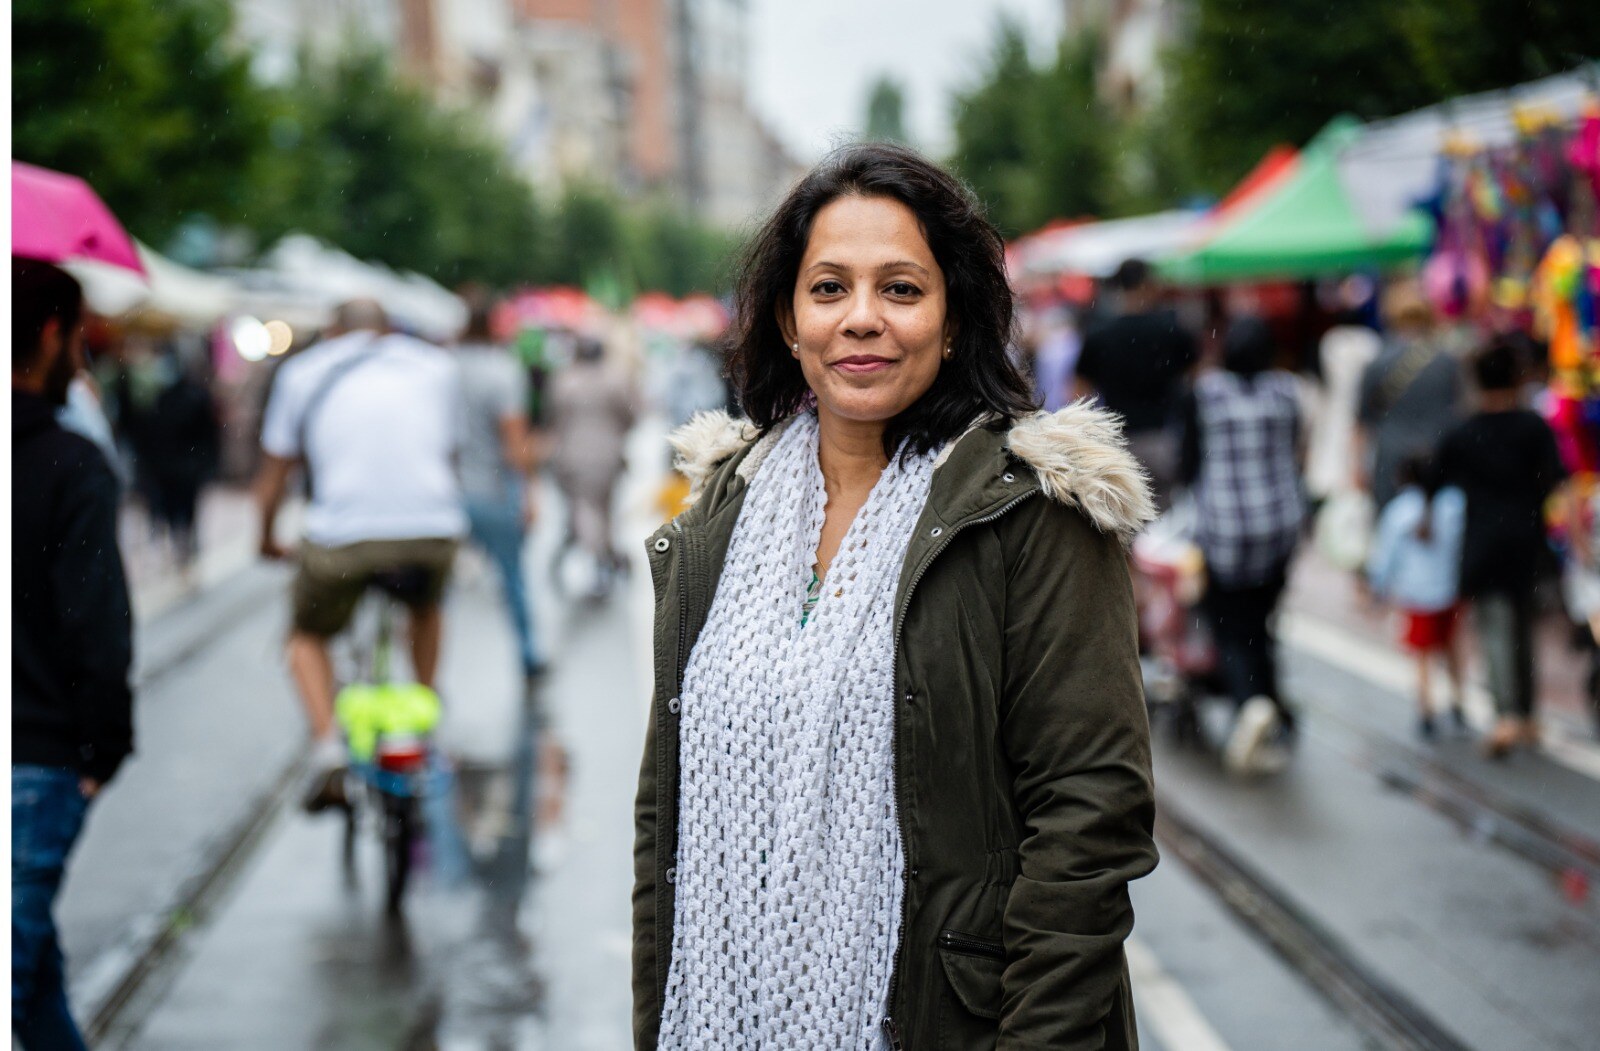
[[943, 344, 953, 359]]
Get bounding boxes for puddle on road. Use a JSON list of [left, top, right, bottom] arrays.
[[402, 686, 568, 1051]]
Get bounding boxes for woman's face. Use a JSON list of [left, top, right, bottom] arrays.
[[783, 195, 949, 434]]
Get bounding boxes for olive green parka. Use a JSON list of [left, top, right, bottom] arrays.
[[634, 402, 1160, 1050]]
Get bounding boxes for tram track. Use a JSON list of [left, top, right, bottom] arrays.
[[1155, 790, 1476, 1051], [1300, 697, 1600, 919], [1150, 671, 1600, 1049]]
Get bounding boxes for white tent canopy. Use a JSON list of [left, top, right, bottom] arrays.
[[1338, 64, 1600, 238], [1015, 210, 1207, 279], [251, 234, 466, 342], [66, 242, 241, 329]]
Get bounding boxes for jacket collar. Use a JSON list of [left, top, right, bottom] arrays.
[[670, 401, 1155, 545]]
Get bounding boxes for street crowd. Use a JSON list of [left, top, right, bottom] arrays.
[[14, 149, 1600, 1050], [12, 252, 650, 1046], [1019, 259, 1596, 769]]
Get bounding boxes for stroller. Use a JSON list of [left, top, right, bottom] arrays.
[[1132, 502, 1220, 747]]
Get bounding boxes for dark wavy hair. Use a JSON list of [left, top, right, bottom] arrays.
[[724, 141, 1036, 458]]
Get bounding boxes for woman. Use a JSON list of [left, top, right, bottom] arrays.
[[634, 143, 1157, 1050], [548, 335, 637, 597], [1179, 317, 1306, 773]]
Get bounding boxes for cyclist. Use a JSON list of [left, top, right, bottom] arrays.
[[255, 299, 465, 812]]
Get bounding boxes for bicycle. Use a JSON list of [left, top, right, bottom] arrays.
[[333, 568, 445, 915]]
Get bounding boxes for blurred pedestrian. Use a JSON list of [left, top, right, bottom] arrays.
[[1356, 279, 1463, 510], [634, 143, 1157, 1050], [1365, 454, 1468, 739], [664, 338, 732, 432], [255, 299, 466, 811], [1032, 303, 1082, 412], [141, 348, 220, 573], [1304, 279, 1381, 505], [1437, 340, 1570, 757], [1076, 257, 1199, 508], [1179, 316, 1305, 773], [454, 289, 546, 682], [547, 335, 635, 599], [12, 258, 135, 1051]]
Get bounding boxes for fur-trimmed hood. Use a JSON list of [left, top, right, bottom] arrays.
[[669, 401, 1155, 543]]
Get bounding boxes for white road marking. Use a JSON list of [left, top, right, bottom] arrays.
[[1127, 937, 1235, 1051], [1279, 610, 1600, 783]]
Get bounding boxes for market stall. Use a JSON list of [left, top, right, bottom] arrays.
[[67, 241, 241, 331], [1160, 117, 1435, 284], [242, 234, 467, 343], [1014, 209, 1206, 281]]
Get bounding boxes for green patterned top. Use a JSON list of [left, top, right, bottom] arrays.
[[801, 570, 822, 627]]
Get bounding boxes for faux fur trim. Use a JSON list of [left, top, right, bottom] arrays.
[[669, 410, 756, 501], [1005, 401, 1156, 542], [668, 401, 1157, 540]]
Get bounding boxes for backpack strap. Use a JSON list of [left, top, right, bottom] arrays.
[[1375, 338, 1438, 416], [297, 333, 391, 499]]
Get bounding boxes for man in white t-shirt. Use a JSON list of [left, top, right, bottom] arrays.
[[255, 299, 466, 811]]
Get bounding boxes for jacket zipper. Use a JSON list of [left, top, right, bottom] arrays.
[[938, 928, 1006, 960], [881, 488, 1037, 1047], [660, 518, 690, 1014], [672, 519, 689, 686]]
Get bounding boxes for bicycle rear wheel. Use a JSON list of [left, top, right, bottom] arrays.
[[382, 794, 416, 914]]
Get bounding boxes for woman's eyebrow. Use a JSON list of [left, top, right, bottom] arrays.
[[802, 259, 932, 277]]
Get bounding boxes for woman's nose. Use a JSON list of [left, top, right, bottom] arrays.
[[841, 289, 885, 337]]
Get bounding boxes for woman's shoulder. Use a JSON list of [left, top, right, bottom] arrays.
[[956, 402, 1156, 546], [667, 402, 1157, 543]]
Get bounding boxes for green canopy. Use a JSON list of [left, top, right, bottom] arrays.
[[1159, 117, 1434, 284]]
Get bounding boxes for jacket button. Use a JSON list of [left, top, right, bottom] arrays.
[[1002, 471, 1016, 483], [665, 866, 677, 884], [653, 537, 670, 553], [667, 696, 681, 715]]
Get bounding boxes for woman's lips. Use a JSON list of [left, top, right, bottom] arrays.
[[831, 356, 896, 374]]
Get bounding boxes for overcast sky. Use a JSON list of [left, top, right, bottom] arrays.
[[748, 0, 1064, 162]]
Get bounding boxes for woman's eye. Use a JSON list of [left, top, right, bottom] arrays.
[[812, 280, 844, 296], [885, 282, 922, 297]]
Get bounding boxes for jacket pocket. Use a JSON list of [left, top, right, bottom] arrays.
[[937, 929, 1005, 1020]]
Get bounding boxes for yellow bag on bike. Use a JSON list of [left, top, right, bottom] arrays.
[[335, 683, 442, 764]]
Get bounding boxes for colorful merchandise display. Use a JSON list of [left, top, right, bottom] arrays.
[[1426, 98, 1600, 474]]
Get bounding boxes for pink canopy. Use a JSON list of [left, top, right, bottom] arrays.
[[11, 161, 146, 276]]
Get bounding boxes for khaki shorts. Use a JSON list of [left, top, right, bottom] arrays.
[[291, 538, 458, 637]]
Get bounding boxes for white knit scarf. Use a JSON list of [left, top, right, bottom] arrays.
[[660, 412, 937, 1049]]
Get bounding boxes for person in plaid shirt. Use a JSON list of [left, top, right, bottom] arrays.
[[1180, 316, 1306, 773]]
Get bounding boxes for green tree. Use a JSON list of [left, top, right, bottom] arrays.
[[13, 0, 275, 243], [949, 20, 1039, 236], [1170, 0, 1600, 191], [863, 76, 910, 144], [14, 4, 739, 295], [629, 204, 740, 297], [254, 52, 547, 287], [546, 184, 632, 292], [1018, 34, 1114, 226], [949, 20, 1114, 236]]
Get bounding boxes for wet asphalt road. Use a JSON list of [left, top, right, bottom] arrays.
[[60, 426, 1600, 1051]]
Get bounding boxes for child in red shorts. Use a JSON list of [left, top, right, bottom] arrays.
[[1367, 456, 1468, 739]]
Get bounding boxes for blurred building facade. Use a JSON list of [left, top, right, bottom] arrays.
[[232, 0, 801, 226], [1062, 0, 1189, 114]]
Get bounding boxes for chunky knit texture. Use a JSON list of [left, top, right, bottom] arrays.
[[660, 412, 937, 1049]]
